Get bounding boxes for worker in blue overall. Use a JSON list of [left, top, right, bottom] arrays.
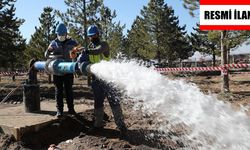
[[44, 23, 78, 117], [78, 25, 127, 137]]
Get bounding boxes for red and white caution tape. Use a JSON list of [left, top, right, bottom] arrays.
[[155, 64, 250, 73], [223, 63, 249, 68], [0, 71, 27, 76], [155, 66, 223, 72], [0, 70, 48, 77]]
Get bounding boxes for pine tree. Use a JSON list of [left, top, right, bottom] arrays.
[[160, 3, 192, 65], [25, 7, 57, 61], [56, 0, 125, 56], [182, 0, 199, 17], [107, 22, 125, 58], [125, 16, 155, 60], [99, 6, 116, 41], [126, 0, 192, 65], [98, 6, 125, 57], [191, 24, 219, 66], [0, 0, 26, 69], [55, 0, 103, 45]]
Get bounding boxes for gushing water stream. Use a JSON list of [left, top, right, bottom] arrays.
[[91, 60, 250, 150]]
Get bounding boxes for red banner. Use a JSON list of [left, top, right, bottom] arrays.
[[200, 25, 250, 30], [200, 0, 250, 5]]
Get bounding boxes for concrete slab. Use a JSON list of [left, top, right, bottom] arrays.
[[0, 101, 92, 140]]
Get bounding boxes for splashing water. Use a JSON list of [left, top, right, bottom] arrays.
[[91, 60, 250, 149]]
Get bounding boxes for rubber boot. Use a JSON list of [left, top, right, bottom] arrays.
[[87, 107, 104, 134], [56, 108, 63, 118], [94, 107, 104, 127], [111, 105, 128, 138], [68, 108, 76, 115]]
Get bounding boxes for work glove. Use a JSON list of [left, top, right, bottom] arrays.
[[70, 46, 84, 59], [47, 46, 54, 51]]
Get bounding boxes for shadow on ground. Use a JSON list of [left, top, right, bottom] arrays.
[[0, 109, 182, 150]]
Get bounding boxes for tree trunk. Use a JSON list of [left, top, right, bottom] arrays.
[[83, 0, 88, 49], [83, 0, 91, 87], [212, 49, 216, 67], [227, 45, 230, 64], [221, 30, 229, 93], [157, 50, 161, 64]]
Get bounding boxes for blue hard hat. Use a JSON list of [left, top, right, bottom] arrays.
[[56, 23, 67, 35], [87, 25, 99, 36]]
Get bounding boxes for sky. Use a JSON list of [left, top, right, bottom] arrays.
[[15, 0, 199, 42]]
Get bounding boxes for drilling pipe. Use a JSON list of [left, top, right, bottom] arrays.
[[24, 50, 91, 112], [33, 59, 91, 75], [27, 51, 91, 84]]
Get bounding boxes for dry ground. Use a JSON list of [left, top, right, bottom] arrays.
[[0, 72, 250, 149], [184, 73, 250, 115]]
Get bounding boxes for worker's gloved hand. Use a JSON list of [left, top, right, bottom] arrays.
[[47, 46, 53, 51], [47, 45, 57, 51], [78, 47, 85, 51], [72, 46, 84, 52], [70, 50, 77, 59], [45, 46, 54, 58], [70, 46, 84, 59], [45, 45, 59, 58]]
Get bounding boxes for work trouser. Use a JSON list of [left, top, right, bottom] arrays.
[[91, 76, 126, 131], [91, 76, 120, 109], [53, 74, 74, 112]]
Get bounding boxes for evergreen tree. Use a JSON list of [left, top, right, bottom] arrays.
[[98, 5, 125, 57], [182, 0, 199, 17], [56, 0, 103, 45], [25, 7, 57, 61], [191, 24, 219, 66], [107, 22, 125, 58], [126, 0, 192, 65], [56, 0, 125, 56], [160, 4, 192, 64], [0, 0, 26, 69], [125, 16, 155, 60], [99, 6, 116, 41]]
